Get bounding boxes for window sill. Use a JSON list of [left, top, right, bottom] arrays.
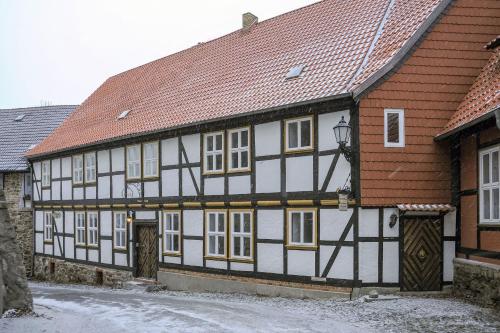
[[204, 255, 227, 261], [43, 240, 54, 244], [284, 147, 314, 155], [202, 170, 225, 176], [285, 245, 318, 251], [478, 223, 500, 228], [226, 168, 251, 174], [229, 258, 254, 264], [113, 247, 128, 252], [143, 176, 160, 181], [163, 252, 182, 257]]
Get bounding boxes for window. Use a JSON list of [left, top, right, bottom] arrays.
[[44, 211, 53, 242], [163, 211, 181, 254], [0, 173, 3, 190], [127, 145, 141, 179], [72, 155, 83, 184], [143, 142, 159, 178], [84, 153, 96, 183], [205, 211, 226, 257], [228, 128, 250, 172], [41, 161, 50, 187], [76, 212, 86, 245], [230, 211, 253, 260], [480, 146, 500, 224], [21, 173, 32, 208], [286, 209, 317, 248], [285, 117, 313, 152], [204, 132, 224, 174], [384, 109, 405, 147], [114, 212, 127, 249], [87, 212, 99, 246]]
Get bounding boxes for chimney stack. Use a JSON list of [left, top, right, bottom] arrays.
[[242, 12, 258, 30]]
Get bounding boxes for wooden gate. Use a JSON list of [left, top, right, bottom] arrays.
[[402, 216, 442, 291], [136, 224, 157, 279]]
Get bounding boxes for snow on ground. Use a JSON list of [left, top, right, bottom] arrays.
[[1, 282, 499, 333]]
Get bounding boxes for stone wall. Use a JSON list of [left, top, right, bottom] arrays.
[[453, 258, 500, 308], [33, 256, 133, 288], [3, 173, 33, 276]]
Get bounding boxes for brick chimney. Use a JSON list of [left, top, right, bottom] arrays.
[[242, 12, 258, 30]]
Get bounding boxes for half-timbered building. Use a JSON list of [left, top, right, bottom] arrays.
[[26, 0, 500, 292]]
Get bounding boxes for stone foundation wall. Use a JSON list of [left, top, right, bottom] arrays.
[[453, 258, 500, 308], [4, 173, 33, 276], [33, 256, 133, 288]]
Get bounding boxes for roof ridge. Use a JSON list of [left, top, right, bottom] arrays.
[[0, 105, 79, 111]]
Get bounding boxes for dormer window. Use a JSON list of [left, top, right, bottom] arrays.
[[14, 114, 26, 122], [117, 110, 130, 120], [286, 64, 305, 79]]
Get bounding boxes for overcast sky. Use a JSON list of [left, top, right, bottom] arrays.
[[0, 0, 319, 109]]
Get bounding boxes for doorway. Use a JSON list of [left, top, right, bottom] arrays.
[[135, 224, 157, 279]]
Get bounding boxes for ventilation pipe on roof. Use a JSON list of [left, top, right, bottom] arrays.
[[242, 12, 258, 30]]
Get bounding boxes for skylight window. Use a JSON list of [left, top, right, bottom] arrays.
[[14, 114, 26, 121], [286, 64, 305, 79], [117, 110, 130, 120]]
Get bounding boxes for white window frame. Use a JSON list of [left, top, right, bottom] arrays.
[[41, 161, 51, 187], [126, 145, 141, 180], [205, 210, 227, 258], [229, 210, 253, 261], [87, 212, 99, 247], [163, 211, 181, 255], [285, 116, 313, 153], [479, 145, 500, 224], [75, 212, 86, 245], [203, 132, 225, 174], [227, 127, 250, 172], [384, 109, 405, 148], [143, 141, 159, 178], [43, 211, 53, 242], [73, 155, 84, 184], [286, 208, 317, 248], [113, 212, 127, 249], [84, 152, 96, 183]]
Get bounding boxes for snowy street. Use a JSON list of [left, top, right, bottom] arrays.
[[1, 282, 499, 333]]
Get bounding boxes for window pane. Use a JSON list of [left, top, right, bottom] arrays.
[[387, 113, 400, 143], [173, 235, 179, 251], [209, 214, 216, 231], [166, 214, 172, 230], [243, 237, 251, 257], [241, 151, 248, 168], [120, 232, 126, 247], [207, 136, 213, 151], [291, 213, 301, 243], [173, 214, 179, 231], [209, 236, 215, 254], [216, 154, 222, 170], [300, 120, 311, 147], [243, 214, 250, 233], [207, 155, 213, 171], [232, 152, 238, 169], [288, 122, 298, 148], [483, 154, 490, 184], [304, 213, 313, 243], [234, 214, 240, 232], [218, 214, 225, 232], [241, 130, 248, 147], [216, 134, 222, 150], [494, 188, 499, 220], [217, 236, 225, 255], [234, 236, 241, 256], [231, 132, 239, 148], [493, 152, 499, 183], [484, 189, 491, 219]]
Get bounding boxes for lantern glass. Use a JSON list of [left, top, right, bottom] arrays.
[[333, 116, 351, 146]]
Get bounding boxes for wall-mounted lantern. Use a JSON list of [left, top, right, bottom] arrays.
[[127, 210, 135, 224], [333, 116, 353, 162], [389, 213, 398, 228]]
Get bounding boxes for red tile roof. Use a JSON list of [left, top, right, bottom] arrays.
[[438, 39, 500, 137], [28, 0, 444, 157]]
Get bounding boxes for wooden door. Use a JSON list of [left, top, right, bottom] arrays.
[[402, 217, 442, 291], [136, 224, 157, 279]]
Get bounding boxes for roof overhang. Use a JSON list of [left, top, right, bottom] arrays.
[[397, 204, 455, 213], [435, 106, 499, 141]]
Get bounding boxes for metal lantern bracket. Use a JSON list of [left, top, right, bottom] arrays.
[[333, 115, 353, 163]]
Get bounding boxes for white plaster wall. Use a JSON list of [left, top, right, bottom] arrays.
[[288, 250, 315, 276], [162, 138, 179, 166], [98, 176, 110, 199], [97, 150, 110, 173], [183, 210, 203, 236], [359, 242, 378, 283], [61, 157, 71, 178], [51, 181, 60, 200], [65, 211, 74, 234], [255, 121, 280, 156], [73, 187, 83, 200], [231, 262, 253, 272], [181, 134, 200, 163], [33, 185, 40, 201], [206, 260, 227, 270], [182, 167, 200, 196], [112, 175, 125, 198], [286, 156, 313, 192], [33, 162, 41, 180], [54, 212, 63, 233], [85, 186, 96, 199], [136, 211, 156, 220], [228, 175, 251, 195], [144, 181, 159, 197], [204, 177, 224, 196], [328, 156, 350, 193], [328, 246, 353, 280], [100, 211, 112, 236], [127, 182, 141, 199], [257, 209, 283, 240], [443, 241, 455, 282], [54, 238, 61, 257], [35, 211, 43, 231], [164, 256, 182, 264], [444, 210, 456, 237], [183, 240, 203, 266], [257, 243, 283, 274], [383, 208, 399, 237], [101, 239, 112, 264], [42, 189, 50, 201], [320, 209, 353, 241], [61, 180, 72, 200], [111, 148, 125, 172], [115, 253, 127, 266], [383, 242, 399, 283], [318, 110, 349, 151], [64, 237, 74, 259], [359, 208, 379, 237], [256, 159, 280, 193], [76, 248, 85, 260], [51, 158, 61, 179], [162, 169, 179, 197], [35, 234, 43, 253]]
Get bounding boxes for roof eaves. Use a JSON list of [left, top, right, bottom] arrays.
[[351, 0, 453, 100]]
